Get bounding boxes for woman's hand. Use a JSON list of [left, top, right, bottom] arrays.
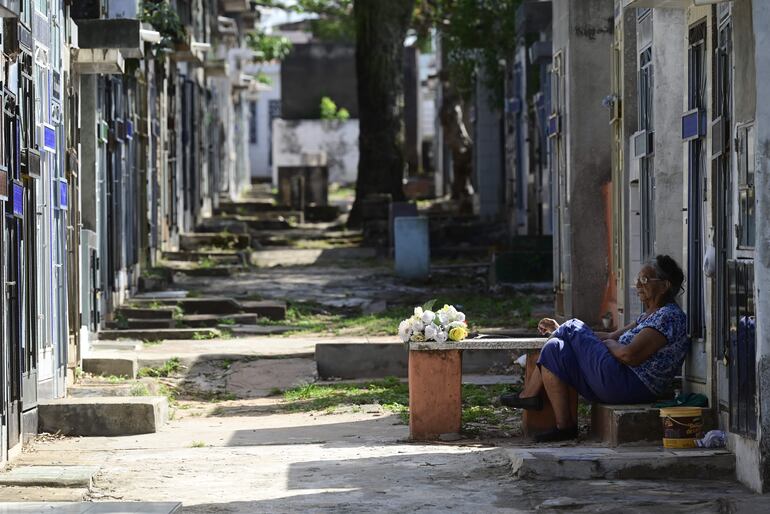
[[538, 318, 560, 336]]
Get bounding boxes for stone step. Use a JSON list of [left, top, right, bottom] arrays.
[[38, 397, 169, 436], [239, 300, 287, 320], [162, 251, 245, 264], [131, 297, 242, 315], [97, 328, 220, 341], [182, 313, 258, 328], [68, 379, 160, 398], [228, 325, 300, 336], [115, 306, 175, 320], [170, 266, 237, 277], [507, 447, 735, 481], [106, 319, 175, 330], [243, 218, 295, 231], [179, 232, 251, 251], [90, 340, 143, 351], [0, 466, 100, 488], [82, 355, 138, 379], [304, 204, 341, 222], [591, 404, 717, 446], [195, 218, 250, 234], [215, 201, 291, 214], [0, 502, 182, 513]]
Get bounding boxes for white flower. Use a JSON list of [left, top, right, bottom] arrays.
[[398, 320, 412, 343], [414, 306, 424, 318], [448, 320, 465, 329], [434, 330, 448, 343], [437, 311, 449, 325], [411, 319, 425, 332], [421, 310, 436, 325], [456, 312, 465, 323], [424, 324, 438, 341]]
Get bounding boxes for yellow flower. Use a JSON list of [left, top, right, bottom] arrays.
[[448, 326, 468, 342], [411, 333, 426, 342]]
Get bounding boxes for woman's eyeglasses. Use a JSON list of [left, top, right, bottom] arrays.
[[636, 275, 664, 285]]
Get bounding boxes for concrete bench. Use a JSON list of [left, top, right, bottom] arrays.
[[408, 337, 578, 441]]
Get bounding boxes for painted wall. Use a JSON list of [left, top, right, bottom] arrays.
[[244, 62, 281, 179], [272, 119, 359, 184]]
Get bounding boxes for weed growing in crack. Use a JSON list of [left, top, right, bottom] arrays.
[[138, 357, 183, 378], [130, 384, 151, 396]]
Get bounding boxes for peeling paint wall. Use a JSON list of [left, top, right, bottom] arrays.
[[272, 119, 359, 184], [750, 0, 770, 493]]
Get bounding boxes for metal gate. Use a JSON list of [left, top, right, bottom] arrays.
[[727, 259, 756, 437], [683, 21, 707, 384]]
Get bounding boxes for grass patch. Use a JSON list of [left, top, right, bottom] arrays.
[[104, 375, 127, 384], [130, 383, 151, 396], [328, 184, 355, 203], [256, 293, 534, 337], [257, 301, 403, 336], [220, 317, 236, 326], [197, 257, 216, 269], [137, 357, 183, 378], [190, 440, 206, 448], [192, 331, 218, 340], [220, 359, 233, 370], [278, 378, 514, 428]]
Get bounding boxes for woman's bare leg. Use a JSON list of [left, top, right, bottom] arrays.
[[541, 367, 576, 428], [520, 363, 543, 398]]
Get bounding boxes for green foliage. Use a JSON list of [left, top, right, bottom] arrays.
[[130, 383, 151, 396], [415, 0, 521, 104], [280, 379, 514, 428], [253, 71, 273, 86], [137, 357, 183, 378], [197, 257, 216, 269], [245, 31, 293, 63], [319, 96, 350, 121], [139, 1, 187, 49], [192, 331, 217, 340], [190, 440, 206, 448], [262, 294, 532, 337], [309, 16, 356, 43]]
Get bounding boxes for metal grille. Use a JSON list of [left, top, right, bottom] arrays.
[[727, 259, 756, 438]]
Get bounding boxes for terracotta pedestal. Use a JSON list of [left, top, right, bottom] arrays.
[[408, 349, 462, 440]]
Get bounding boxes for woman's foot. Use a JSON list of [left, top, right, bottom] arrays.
[[533, 425, 578, 443], [499, 392, 544, 411]]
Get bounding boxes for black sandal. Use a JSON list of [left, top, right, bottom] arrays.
[[499, 392, 544, 411], [533, 425, 578, 443]]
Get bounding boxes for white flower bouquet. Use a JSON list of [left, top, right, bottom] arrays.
[[398, 300, 469, 344]]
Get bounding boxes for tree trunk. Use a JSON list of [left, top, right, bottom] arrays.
[[348, 0, 414, 227]]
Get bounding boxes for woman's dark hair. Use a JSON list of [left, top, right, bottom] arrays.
[[648, 254, 685, 303]]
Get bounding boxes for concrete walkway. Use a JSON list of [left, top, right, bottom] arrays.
[[7, 406, 766, 513]]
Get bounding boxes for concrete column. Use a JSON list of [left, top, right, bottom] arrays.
[[474, 66, 503, 221], [651, 9, 685, 263], [553, 0, 614, 325], [748, 0, 770, 493], [79, 75, 98, 233]]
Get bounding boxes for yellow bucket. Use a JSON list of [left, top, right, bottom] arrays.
[[660, 407, 704, 449]]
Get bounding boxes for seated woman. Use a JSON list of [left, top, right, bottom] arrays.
[[501, 254, 689, 442]]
